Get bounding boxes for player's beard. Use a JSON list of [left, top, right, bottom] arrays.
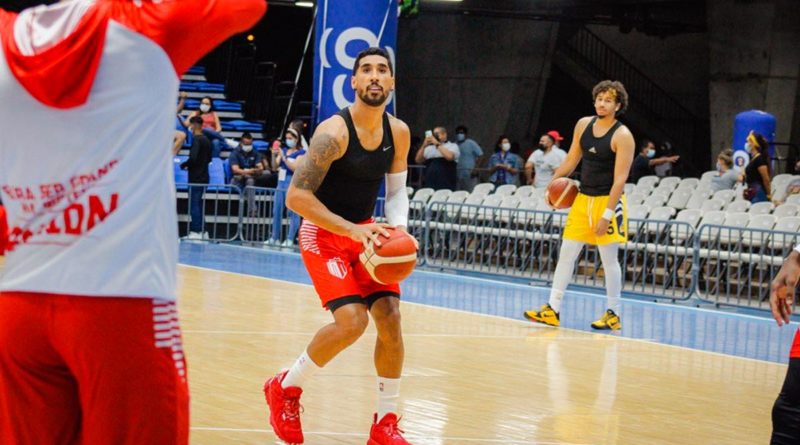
[[359, 86, 388, 107]]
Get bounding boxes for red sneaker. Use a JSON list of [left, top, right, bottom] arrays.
[[367, 413, 412, 445], [263, 371, 304, 444]]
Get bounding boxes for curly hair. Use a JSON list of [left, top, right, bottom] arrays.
[[592, 80, 629, 116]]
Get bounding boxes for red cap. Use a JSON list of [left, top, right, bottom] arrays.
[[547, 130, 564, 142]]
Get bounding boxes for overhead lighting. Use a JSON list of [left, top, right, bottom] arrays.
[[295, 1, 314, 7]]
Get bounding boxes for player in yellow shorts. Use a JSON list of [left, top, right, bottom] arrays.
[[524, 80, 635, 330]]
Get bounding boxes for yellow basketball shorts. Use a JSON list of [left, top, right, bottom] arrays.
[[562, 193, 628, 245]]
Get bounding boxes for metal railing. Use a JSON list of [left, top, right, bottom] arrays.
[[693, 224, 799, 311], [176, 189, 798, 314]]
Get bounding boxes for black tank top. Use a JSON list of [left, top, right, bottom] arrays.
[[315, 108, 395, 223], [579, 117, 623, 196]]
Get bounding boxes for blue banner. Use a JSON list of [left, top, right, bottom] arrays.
[[313, 0, 398, 125]]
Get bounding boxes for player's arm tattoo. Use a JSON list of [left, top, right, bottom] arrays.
[[291, 133, 341, 192]]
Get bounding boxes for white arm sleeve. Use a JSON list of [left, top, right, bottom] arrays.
[[385, 171, 409, 228]]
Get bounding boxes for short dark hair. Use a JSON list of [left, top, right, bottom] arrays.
[[455, 125, 468, 134], [241, 132, 253, 140], [352, 47, 393, 75], [189, 116, 203, 125], [592, 80, 629, 116]]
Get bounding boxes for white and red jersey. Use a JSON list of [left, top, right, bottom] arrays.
[[0, 0, 266, 300]]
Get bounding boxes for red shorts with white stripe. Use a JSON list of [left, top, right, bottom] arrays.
[[791, 328, 800, 359], [0, 292, 188, 445], [299, 220, 400, 310]]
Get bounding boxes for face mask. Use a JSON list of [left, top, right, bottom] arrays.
[[716, 162, 723, 171], [286, 139, 297, 148], [501, 143, 511, 152], [456, 133, 466, 142], [538, 144, 547, 150], [646, 149, 655, 158], [200, 104, 211, 113], [242, 144, 253, 153]]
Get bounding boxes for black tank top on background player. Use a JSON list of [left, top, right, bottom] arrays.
[[315, 108, 395, 223], [579, 117, 623, 196]]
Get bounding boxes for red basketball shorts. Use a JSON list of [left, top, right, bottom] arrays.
[[298, 220, 400, 310], [0, 292, 189, 445], [791, 328, 800, 359]]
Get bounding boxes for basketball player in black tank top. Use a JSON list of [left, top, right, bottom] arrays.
[[524, 80, 635, 331], [263, 47, 416, 445]]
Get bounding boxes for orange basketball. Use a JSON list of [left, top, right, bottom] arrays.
[[359, 228, 418, 285], [547, 178, 579, 209]]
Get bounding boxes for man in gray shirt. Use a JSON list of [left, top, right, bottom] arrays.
[[454, 125, 484, 191], [525, 132, 567, 188]]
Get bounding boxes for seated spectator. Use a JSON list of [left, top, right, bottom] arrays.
[[181, 116, 212, 240], [525, 131, 567, 188], [268, 128, 306, 247], [489, 136, 523, 187], [629, 139, 679, 184], [454, 125, 484, 191], [710, 149, 739, 192], [743, 131, 772, 203], [184, 96, 227, 158], [415, 126, 460, 190], [230, 132, 274, 189]]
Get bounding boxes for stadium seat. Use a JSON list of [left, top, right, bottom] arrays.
[[446, 190, 469, 204], [208, 158, 226, 188], [657, 176, 681, 191], [768, 217, 800, 251], [472, 183, 495, 196], [666, 188, 692, 210], [494, 184, 517, 196], [412, 187, 435, 204], [742, 214, 777, 248], [700, 198, 725, 212], [712, 189, 735, 203], [173, 156, 188, 190], [774, 204, 800, 218], [676, 177, 700, 190], [748, 201, 774, 215], [429, 189, 452, 203], [725, 200, 751, 213], [512, 185, 534, 198], [637, 175, 660, 189]]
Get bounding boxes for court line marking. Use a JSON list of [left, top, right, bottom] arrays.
[[178, 263, 789, 366], [182, 329, 635, 340], [189, 426, 591, 444]]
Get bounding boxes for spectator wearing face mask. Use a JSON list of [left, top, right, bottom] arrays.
[[454, 125, 484, 191], [710, 149, 739, 192], [629, 139, 679, 184], [742, 130, 772, 203], [525, 131, 567, 188], [229, 132, 274, 190], [268, 127, 306, 247], [184, 96, 227, 158], [488, 136, 523, 187]]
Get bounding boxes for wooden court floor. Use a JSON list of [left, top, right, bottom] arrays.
[[177, 265, 787, 445]]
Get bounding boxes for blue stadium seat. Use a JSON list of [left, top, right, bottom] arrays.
[[221, 119, 262, 131], [253, 140, 269, 152], [222, 158, 233, 184], [173, 156, 188, 191], [187, 66, 206, 75], [208, 158, 227, 190]]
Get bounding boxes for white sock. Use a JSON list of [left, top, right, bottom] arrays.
[[282, 350, 321, 389], [549, 239, 584, 313], [597, 243, 622, 314], [377, 377, 401, 419]]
